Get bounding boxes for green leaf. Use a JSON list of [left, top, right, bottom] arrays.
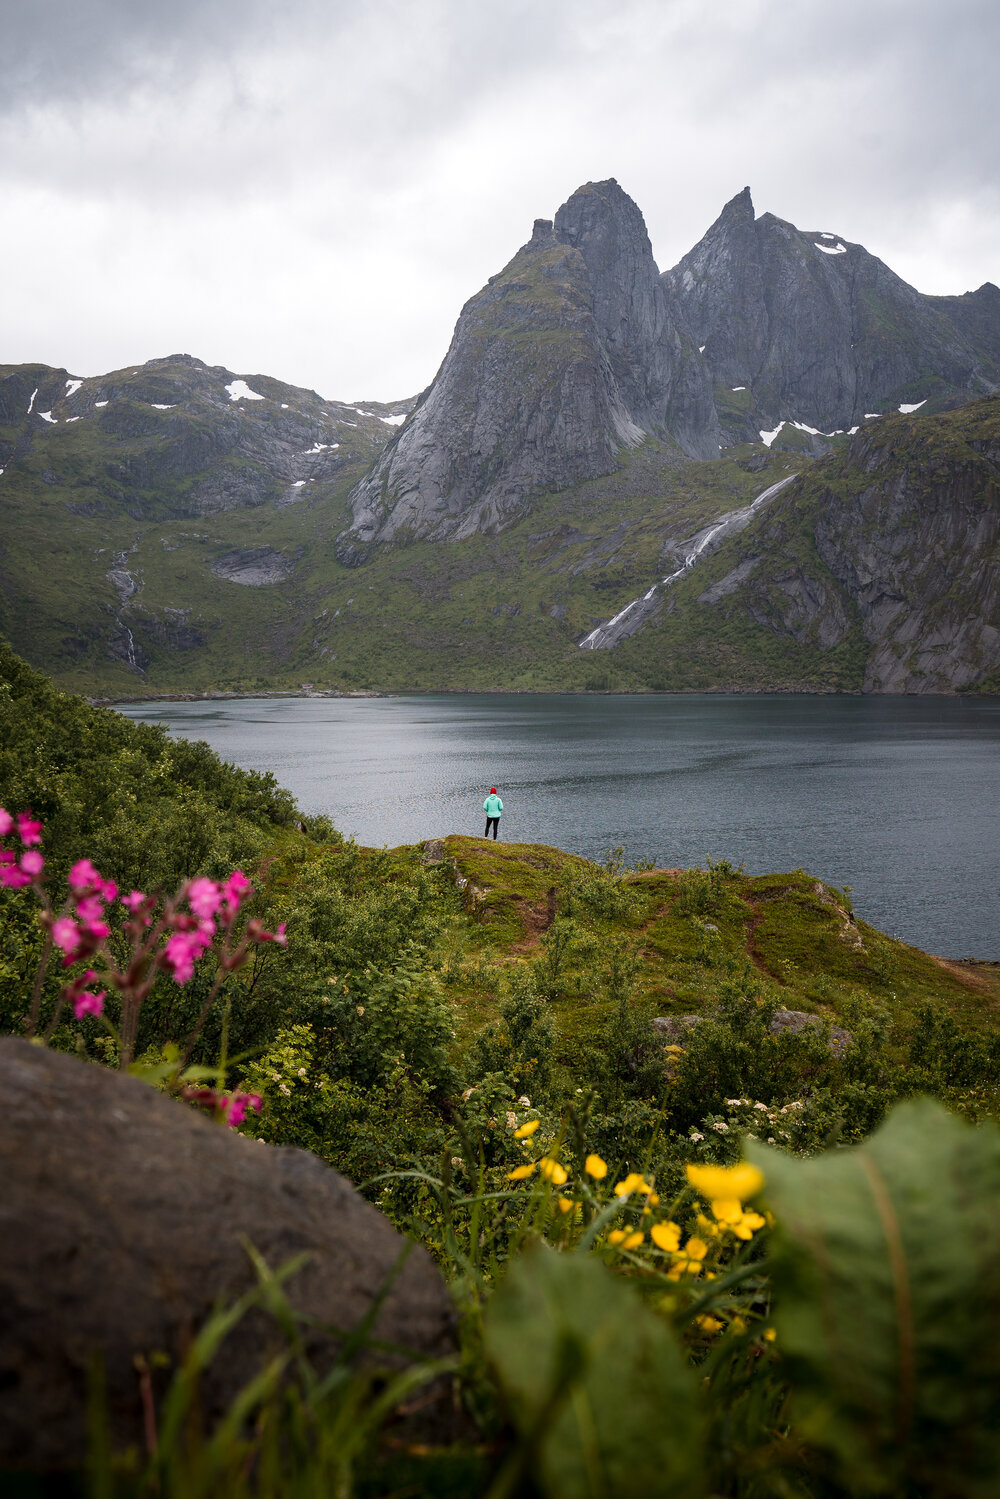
[[749, 1098, 1000, 1497], [483, 1241, 705, 1499]]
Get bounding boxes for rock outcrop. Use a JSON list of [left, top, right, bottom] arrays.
[[338, 180, 719, 562], [0, 1039, 459, 1469], [663, 396, 1000, 693], [662, 187, 1000, 446]]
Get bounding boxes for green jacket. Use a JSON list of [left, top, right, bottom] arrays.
[[483, 794, 503, 817]]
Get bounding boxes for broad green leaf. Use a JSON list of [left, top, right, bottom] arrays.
[[483, 1241, 705, 1499], [749, 1098, 1000, 1497]]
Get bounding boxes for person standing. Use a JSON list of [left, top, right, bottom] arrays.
[[483, 787, 503, 840]]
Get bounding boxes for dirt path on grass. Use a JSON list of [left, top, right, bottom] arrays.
[[510, 886, 558, 954]]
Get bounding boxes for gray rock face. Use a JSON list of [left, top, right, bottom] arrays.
[[339, 180, 719, 561], [663, 187, 1000, 444], [211, 547, 297, 585], [686, 397, 1000, 692], [653, 1008, 852, 1056], [0, 1039, 459, 1469], [813, 408, 1000, 691]]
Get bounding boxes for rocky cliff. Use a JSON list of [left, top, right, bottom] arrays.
[[662, 188, 1000, 448], [597, 396, 1000, 694], [338, 181, 719, 562]]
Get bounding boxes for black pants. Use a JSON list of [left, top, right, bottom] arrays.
[[485, 817, 500, 840]]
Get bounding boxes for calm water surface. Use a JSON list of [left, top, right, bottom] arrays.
[[119, 694, 1000, 958]]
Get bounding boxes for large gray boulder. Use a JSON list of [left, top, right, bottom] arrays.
[[0, 1038, 460, 1469]]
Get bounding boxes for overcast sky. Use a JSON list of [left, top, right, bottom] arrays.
[[2, 0, 997, 401]]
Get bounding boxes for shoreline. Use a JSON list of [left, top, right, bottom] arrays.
[[91, 685, 1000, 707]]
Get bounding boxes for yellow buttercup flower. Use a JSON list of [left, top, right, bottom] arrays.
[[667, 1259, 703, 1280], [710, 1197, 743, 1224], [557, 1196, 574, 1214], [514, 1119, 540, 1139], [584, 1153, 608, 1179], [614, 1172, 653, 1197], [507, 1163, 536, 1181], [684, 1236, 709, 1261], [608, 1228, 644, 1250], [686, 1162, 764, 1203], [732, 1210, 767, 1241], [650, 1221, 682, 1253], [695, 1314, 723, 1333], [539, 1157, 568, 1185]]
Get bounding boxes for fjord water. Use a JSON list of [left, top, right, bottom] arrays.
[[120, 694, 1000, 959]]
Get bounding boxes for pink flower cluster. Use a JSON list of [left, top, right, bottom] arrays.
[[5, 805, 291, 1087], [48, 858, 118, 967], [0, 808, 45, 888]]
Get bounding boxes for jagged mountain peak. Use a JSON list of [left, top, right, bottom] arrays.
[[663, 191, 1000, 442], [338, 180, 720, 562]]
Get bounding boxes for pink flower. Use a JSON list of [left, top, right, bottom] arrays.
[[68, 858, 102, 890], [223, 1092, 262, 1128], [0, 809, 12, 837], [75, 894, 104, 923], [73, 990, 105, 1019], [162, 928, 211, 984], [122, 890, 147, 912], [51, 918, 83, 952], [19, 850, 44, 877], [188, 877, 222, 920], [83, 919, 111, 942], [0, 849, 16, 865], [51, 917, 83, 953], [222, 870, 253, 910], [0, 866, 32, 888], [99, 879, 118, 903], [17, 813, 43, 847]]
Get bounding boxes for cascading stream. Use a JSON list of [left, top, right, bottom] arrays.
[[579, 473, 798, 651]]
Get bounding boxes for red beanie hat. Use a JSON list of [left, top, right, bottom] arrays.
[[490, 787, 497, 793]]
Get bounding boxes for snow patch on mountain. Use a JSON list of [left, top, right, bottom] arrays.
[[225, 380, 264, 402]]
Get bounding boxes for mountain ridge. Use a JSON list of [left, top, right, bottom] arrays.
[[1, 181, 998, 697]]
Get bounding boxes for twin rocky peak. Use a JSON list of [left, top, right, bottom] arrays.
[[339, 180, 1000, 564]]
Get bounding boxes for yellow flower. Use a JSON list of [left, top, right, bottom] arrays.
[[650, 1221, 682, 1253], [584, 1153, 608, 1179], [763, 1328, 777, 1343], [684, 1236, 709, 1261], [710, 1197, 743, 1224], [609, 1229, 644, 1250], [667, 1259, 703, 1280], [695, 1314, 723, 1333], [514, 1118, 540, 1139], [507, 1163, 536, 1181], [539, 1157, 568, 1185], [695, 1213, 721, 1239], [614, 1172, 653, 1197], [732, 1210, 767, 1241], [686, 1162, 764, 1203], [557, 1196, 574, 1214]]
